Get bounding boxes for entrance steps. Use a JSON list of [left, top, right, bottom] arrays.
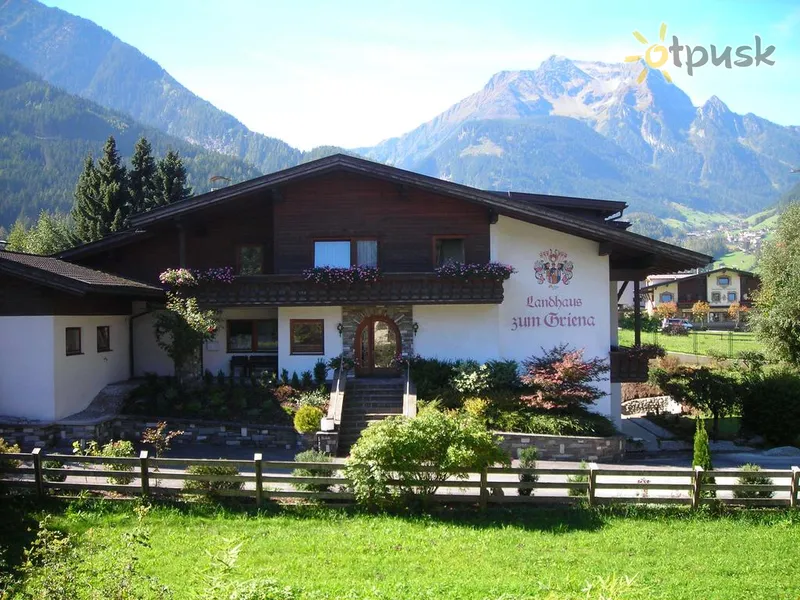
[[338, 378, 405, 455]]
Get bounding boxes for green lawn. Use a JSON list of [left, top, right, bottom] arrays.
[[714, 250, 758, 272], [618, 328, 763, 357], [4, 501, 800, 599]]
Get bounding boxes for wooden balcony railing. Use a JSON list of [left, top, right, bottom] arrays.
[[194, 273, 505, 306]]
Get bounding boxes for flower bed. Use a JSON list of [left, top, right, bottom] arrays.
[[434, 261, 516, 281], [303, 266, 381, 284]]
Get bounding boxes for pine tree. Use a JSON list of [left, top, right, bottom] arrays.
[[94, 136, 130, 233], [71, 155, 103, 243], [128, 136, 157, 215], [153, 149, 192, 208], [692, 418, 716, 498]]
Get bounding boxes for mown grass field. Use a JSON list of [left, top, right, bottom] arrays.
[[3, 501, 800, 599], [618, 328, 762, 357]]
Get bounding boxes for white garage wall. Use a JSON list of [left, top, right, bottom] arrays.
[[131, 303, 172, 377], [52, 315, 130, 420], [0, 316, 56, 420], [413, 305, 500, 362], [491, 215, 612, 416], [202, 307, 279, 376], [278, 306, 343, 378]]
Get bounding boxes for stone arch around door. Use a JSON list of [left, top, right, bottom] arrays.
[[341, 306, 414, 369]]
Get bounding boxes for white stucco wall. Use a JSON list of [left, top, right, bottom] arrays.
[[491, 215, 613, 418], [646, 281, 679, 315], [131, 304, 172, 377], [202, 307, 279, 376], [0, 316, 56, 420], [413, 305, 500, 362], [707, 269, 741, 307], [278, 306, 343, 378], [52, 315, 130, 420]]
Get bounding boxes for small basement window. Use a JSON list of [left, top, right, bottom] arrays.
[[66, 327, 82, 356], [97, 326, 111, 352], [290, 319, 325, 355]]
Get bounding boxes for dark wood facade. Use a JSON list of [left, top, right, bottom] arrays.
[[0, 275, 133, 316]]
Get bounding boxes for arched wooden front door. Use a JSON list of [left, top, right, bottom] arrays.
[[354, 316, 402, 377]]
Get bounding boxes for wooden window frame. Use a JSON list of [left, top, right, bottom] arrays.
[[66, 327, 82, 356], [312, 238, 379, 267], [226, 319, 278, 354], [236, 244, 264, 275], [289, 319, 325, 355], [96, 325, 111, 353], [432, 235, 466, 268]]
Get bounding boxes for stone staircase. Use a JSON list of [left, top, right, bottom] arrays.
[[338, 378, 405, 455]]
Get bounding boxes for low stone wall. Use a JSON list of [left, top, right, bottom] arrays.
[[621, 396, 683, 416], [0, 416, 297, 450], [495, 431, 626, 462]]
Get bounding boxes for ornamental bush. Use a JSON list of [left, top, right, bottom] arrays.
[[0, 437, 21, 470], [183, 464, 242, 493], [451, 361, 491, 395], [293, 405, 323, 434], [344, 407, 509, 508], [517, 446, 539, 497], [291, 449, 334, 493], [100, 440, 135, 485], [733, 463, 774, 499], [740, 369, 800, 446]]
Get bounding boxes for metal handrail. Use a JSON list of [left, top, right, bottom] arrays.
[[327, 364, 346, 426], [402, 360, 417, 418]]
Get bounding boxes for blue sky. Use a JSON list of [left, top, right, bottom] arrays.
[[43, 0, 800, 150]]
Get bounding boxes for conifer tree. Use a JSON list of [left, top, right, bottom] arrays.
[[71, 155, 103, 243], [153, 149, 192, 208], [94, 135, 130, 233], [128, 136, 157, 215], [692, 418, 716, 498]]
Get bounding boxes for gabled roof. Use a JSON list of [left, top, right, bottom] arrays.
[[640, 266, 759, 292], [58, 153, 711, 275], [0, 250, 164, 297]]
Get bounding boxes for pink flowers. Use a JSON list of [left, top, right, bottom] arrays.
[[303, 266, 381, 284], [434, 261, 516, 281]]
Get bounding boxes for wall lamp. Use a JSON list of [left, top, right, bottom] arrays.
[[412, 322, 419, 336], [337, 323, 344, 336]]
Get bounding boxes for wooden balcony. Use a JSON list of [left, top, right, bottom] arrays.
[[609, 350, 651, 383], [194, 273, 505, 307]]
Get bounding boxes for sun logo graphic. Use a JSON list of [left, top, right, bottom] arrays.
[[625, 22, 673, 84]]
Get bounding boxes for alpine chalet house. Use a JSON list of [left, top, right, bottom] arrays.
[[642, 267, 759, 327], [47, 154, 710, 429]]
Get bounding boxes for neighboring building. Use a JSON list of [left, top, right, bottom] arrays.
[[641, 267, 759, 325], [0, 251, 162, 420], [3, 154, 710, 426]]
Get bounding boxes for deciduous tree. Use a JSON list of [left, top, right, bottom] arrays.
[[691, 301, 710, 328], [654, 301, 678, 321]]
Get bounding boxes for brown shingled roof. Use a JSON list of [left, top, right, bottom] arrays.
[[0, 250, 164, 297]]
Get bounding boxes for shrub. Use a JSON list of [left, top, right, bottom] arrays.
[[42, 460, 67, 483], [486, 360, 520, 390], [517, 446, 539, 496], [734, 463, 774, 499], [300, 370, 314, 390], [451, 361, 491, 395], [621, 381, 665, 402], [313, 360, 328, 385], [297, 387, 329, 410], [409, 357, 456, 400], [281, 369, 290, 386], [290, 372, 301, 389], [567, 460, 589, 497], [741, 369, 800, 446], [524, 411, 617, 437], [227, 578, 296, 600], [183, 464, 242, 493], [291, 450, 334, 493], [344, 408, 509, 507], [274, 385, 297, 404], [294, 405, 323, 434], [693, 419, 716, 498], [99, 440, 135, 485], [0, 438, 21, 470], [462, 397, 490, 421]]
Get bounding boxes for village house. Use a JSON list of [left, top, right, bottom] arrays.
[[641, 267, 760, 326], [1, 154, 710, 431]]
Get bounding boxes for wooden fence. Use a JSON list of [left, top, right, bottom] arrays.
[[1, 449, 799, 509]]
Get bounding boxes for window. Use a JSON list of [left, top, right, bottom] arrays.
[[711, 292, 721, 302], [237, 245, 264, 275], [314, 240, 378, 268], [290, 319, 324, 355], [659, 292, 673, 303], [66, 327, 82, 356], [728, 291, 737, 302], [227, 319, 278, 353], [96, 326, 111, 352], [314, 241, 351, 268], [717, 276, 730, 286], [434, 237, 465, 266]]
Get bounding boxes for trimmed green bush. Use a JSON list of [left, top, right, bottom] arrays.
[[183, 464, 242, 493], [42, 460, 67, 483], [517, 446, 539, 497], [693, 419, 716, 498], [491, 408, 617, 437], [567, 460, 589, 498], [293, 405, 323, 434], [100, 440, 135, 485], [291, 450, 334, 493], [0, 437, 21, 470], [734, 463, 774, 499], [741, 369, 800, 446]]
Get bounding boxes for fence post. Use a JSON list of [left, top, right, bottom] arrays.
[[31, 447, 44, 498], [254, 453, 263, 507], [139, 450, 149, 497], [728, 331, 734, 358], [588, 466, 597, 507], [791, 467, 799, 509], [479, 468, 488, 510], [691, 466, 703, 509]]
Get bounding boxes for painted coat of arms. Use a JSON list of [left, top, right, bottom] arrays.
[[534, 249, 574, 288]]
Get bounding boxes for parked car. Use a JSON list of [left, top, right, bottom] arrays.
[[662, 318, 693, 331]]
